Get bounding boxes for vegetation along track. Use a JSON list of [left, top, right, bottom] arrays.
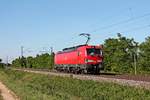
[[14, 68, 150, 90]]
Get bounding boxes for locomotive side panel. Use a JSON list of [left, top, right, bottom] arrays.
[[65, 51, 78, 64], [55, 50, 79, 65], [76, 47, 86, 64]]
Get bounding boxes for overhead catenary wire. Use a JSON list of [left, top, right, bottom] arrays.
[[86, 7, 135, 30], [90, 24, 150, 42], [89, 12, 150, 33], [121, 24, 150, 33]]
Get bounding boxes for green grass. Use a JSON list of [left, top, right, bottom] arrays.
[[0, 90, 3, 100], [0, 69, 150, 100]]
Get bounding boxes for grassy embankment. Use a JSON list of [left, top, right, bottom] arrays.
[[0, 69, 150, 100], [0, 91, 3, 100]]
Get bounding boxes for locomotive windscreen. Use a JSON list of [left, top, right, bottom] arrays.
[[87, 48, 102, 55]]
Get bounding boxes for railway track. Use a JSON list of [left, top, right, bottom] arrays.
[[13, 68, 150, 90]]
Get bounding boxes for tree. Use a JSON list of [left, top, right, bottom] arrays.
[[0, 58, 4, 68], [12, 57, 22, 67], [21, 56, 27, 68], [103, 33, 138, 73], [139, 36, 150, 72], [26, 56, 34, 68]]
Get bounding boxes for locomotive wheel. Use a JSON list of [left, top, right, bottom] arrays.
[[95, 64, 102, 74], [95, 66, 100, 75]]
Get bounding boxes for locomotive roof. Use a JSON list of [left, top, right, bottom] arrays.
[[62, 44, 87, 51], [57, 44, 102, 54], [57, 45, 86, 54]]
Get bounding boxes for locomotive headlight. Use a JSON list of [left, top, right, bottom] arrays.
[[85, 59, 95, 63], [88, 60, 95, 62]]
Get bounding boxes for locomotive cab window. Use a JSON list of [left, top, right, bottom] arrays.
[[87, 48, 102, 55]]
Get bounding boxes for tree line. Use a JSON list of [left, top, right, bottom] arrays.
[[11, 33, 150, 74], [12, 53, 54, 69], [104, 33, 150, 74]]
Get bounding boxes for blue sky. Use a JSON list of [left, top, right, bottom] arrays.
[[0, 0, 150, 62]]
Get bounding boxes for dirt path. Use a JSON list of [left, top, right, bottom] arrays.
[[0, 82, 19, 100]]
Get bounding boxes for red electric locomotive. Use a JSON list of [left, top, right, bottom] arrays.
[[54, 44, 103, 74]]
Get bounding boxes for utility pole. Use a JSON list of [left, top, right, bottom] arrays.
[[50, 47, 53, 55], [21, 46, 24, 58], [5, 56, 8, 68], [50, 46, 54, 68], [134, 53, 137, 75], [6, 56, 8, 67], [21, 46, 24, 67], [133, 43, 138, 75]]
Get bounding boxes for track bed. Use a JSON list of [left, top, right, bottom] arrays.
[[14, 68, 150, 90]]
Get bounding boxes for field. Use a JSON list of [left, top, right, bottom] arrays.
[[0, 69, 150, 100]]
